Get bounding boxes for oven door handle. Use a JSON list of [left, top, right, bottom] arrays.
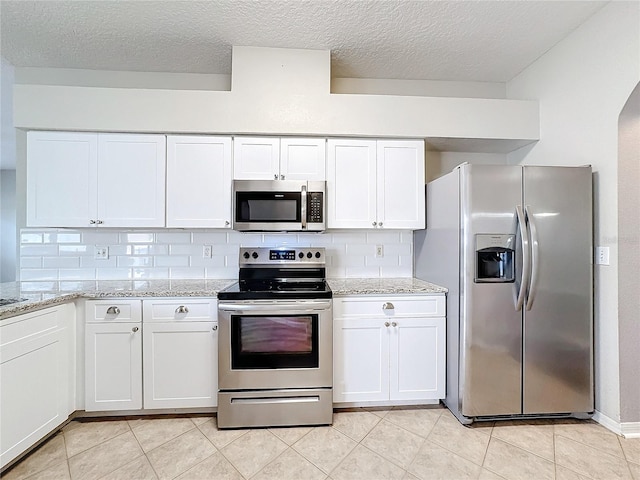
[[218, 301, 331, 313]]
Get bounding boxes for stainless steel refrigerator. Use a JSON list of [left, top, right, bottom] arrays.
[[414, 164, 593, 424]]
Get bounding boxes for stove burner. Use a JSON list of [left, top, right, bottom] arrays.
[[217, 247, 332, 301]]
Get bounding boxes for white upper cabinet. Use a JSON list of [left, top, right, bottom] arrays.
[[97, 134, 166, 227], [233, 136, 326, 181], [326, 139, 377, 228], [233, 137, 280, 180], [27, 131, 98, 227], [327, 139, 425, 229], [166, 136, 232, 228], [27, 131, 166, 228], [279, 138, 326, 180], [376, 140, 426, 229]]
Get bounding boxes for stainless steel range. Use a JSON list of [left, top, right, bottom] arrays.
[[217, 247, 332, 428]]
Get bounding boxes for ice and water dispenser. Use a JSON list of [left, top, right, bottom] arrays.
[[475, 234, 515, 283]]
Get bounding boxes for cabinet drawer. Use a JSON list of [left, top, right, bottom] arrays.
[[1, 305, 69, 347], [334, 295, 445, 318], [142, 299, 217, 322], [85, 300, 141, 323]]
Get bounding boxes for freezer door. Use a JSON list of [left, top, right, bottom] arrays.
[[460, 164, 523, 417], [522, 166, 593, 414]]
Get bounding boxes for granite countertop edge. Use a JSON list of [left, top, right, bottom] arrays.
[[1, 277, 446, 320]]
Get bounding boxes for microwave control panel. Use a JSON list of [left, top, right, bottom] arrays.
[[308, 192, 324, 223]]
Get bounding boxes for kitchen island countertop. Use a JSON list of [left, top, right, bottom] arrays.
[[1, 277, 446, 320]]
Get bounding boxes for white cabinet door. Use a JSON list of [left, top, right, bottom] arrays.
[[233, 137, 280, 180], [0, 305, 73, 469], [327, 139, 377, 228], [377, 140, 425, 229], [85, 322, 142, 411], [389, 317, 445, 401], [97, 133, 166, 227], [143, 321, 218, 409], [280, 138, 326, 181], [166, 136, 232, 228], [26, 131, 98, 227], [333, 318, 389, 403]]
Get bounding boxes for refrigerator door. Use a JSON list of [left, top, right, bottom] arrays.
[[522, 166, 593, 414], [460, 165, 523, 417]]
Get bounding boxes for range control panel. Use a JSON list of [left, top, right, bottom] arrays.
[[239, 247, 325, 265]]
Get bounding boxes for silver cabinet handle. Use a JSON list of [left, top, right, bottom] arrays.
[[106, 306, 120, 315], [280, 174, 285, 180], [391, 321, 397, 327], [89, 219, 96, 225], [96, 220, 103, 225], [212, 325, 218, 331], [176, 306, 189, 314], [384, 322, 390, 327], [378, 222, 383, 227], [132, 326, 139, 332], [274, 174, 278, 180], [372, 222, 377, 227], [225, 220, 230, 226], [382, 302, 394, 310]]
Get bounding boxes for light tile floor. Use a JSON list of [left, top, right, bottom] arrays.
[[3, 406, 639, 480]]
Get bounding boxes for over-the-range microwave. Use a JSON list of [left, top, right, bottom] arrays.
[[232, 180, 325, 232]]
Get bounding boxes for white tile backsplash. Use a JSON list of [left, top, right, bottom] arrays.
[[19, 228, 413, 281]]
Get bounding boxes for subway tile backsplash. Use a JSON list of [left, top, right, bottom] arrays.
[[19, 229, 414, 281]]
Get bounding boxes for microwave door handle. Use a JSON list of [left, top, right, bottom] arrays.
[[301, 184, 307, 230]]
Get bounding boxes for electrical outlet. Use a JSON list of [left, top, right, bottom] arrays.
[[375, 245, 384, 258], [94, 246, 109, 259], [595, 246, 610, 265], [203, 245, 213, 258]]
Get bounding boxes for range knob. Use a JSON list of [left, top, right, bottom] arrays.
[[315, 251, 321, 258], [243, 252, 250, 259], [307, 252, 312, 258], [252, 252, 259, 259], [298, 252, 304, 259]]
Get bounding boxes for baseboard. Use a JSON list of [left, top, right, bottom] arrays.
[[593, 410, 640, 438], [621, 422, 640, 438]]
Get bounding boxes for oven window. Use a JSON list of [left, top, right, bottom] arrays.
[[231, 314, 319, 369]]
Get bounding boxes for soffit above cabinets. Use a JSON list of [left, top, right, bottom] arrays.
[[14, 47, 540, 154]]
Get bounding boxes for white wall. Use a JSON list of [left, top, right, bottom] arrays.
[[331, 78, 506, 99], [506, 1, 640, 426], [425, 151, 507, 182], [1, 58, 17, 282], [617, 83, 640, 425]]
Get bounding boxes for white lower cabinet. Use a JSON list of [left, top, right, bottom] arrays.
[[142, 299, 218, 409], [85, 300, 142, 411], [84, 298, 218, 412], [0, 304, 75, 469], [333, 295, 445, 404]]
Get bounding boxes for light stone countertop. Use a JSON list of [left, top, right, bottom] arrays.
[[1, 277, 446, 320], [0, 279, 236, 320], [327, 277, 447, 296]]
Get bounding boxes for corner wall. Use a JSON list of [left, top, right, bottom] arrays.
[[506, 1, 640, 428], [1, 58, 17, 282], [618, 83, 640, 427]]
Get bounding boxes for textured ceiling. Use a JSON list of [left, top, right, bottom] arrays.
[[0, 0, 607, 82]]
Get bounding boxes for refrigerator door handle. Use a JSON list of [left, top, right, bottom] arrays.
[[525, 206, 539, 311], [515, 205, 530, 311]]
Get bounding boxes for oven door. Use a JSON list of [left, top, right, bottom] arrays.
[[218, 299, 332, 390]]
